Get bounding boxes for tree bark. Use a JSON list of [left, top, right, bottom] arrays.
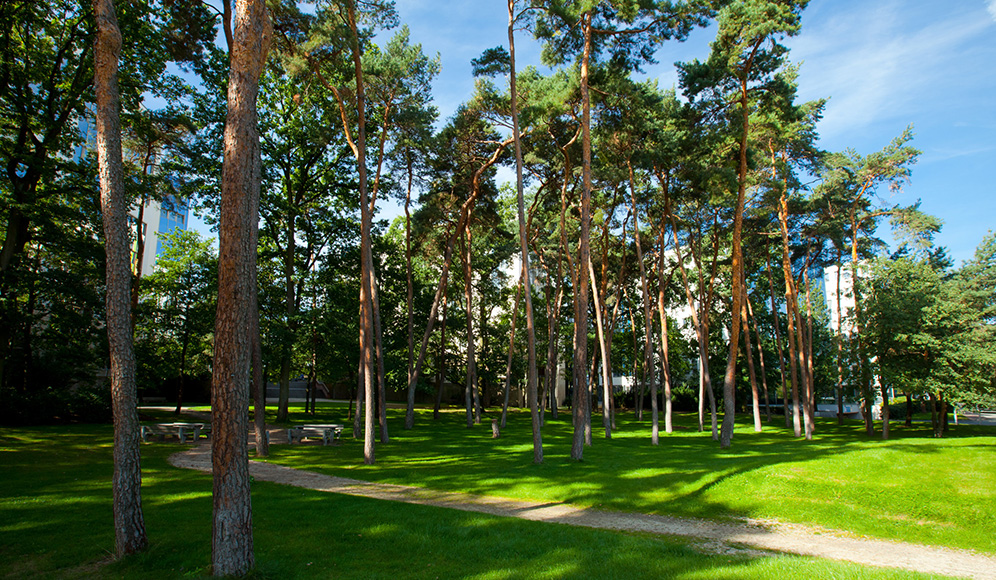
[[252, 306, 268, 457], [508, 1, 542, 461], [765, 259, 791, 428], [462, 228, 478, 428], [627, 164, 658, 444], [741, 289, 762, 432], [746, 293, 771, 421], [499, 273, 523, 429], [94, 0, 147, 557], [719, 74, 752, 449], [433, 295, 448, 420], [211, 0, 270, 574], [778, 194, 803, 437]]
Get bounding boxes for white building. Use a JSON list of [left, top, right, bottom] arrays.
[[823, 263, 861, 335], [76, 114, 188, 278]]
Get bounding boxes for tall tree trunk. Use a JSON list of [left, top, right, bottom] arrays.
[[404, 140, 511, 428], [881, 376, 890, 439], [834, 253, 845, 425], [372, 273, 389, 443], [353, 355, 364, 438], [850, 213, 874, 437], [95, 0, 147, 556], [276, 185, 296, 423], [211, 0, 270, 573], [587, 258, 612, 439], [670, 217, 718, 439], [507, 0, 542, 461], [778, 194, 803, 437], [341, 0, 377, 465], [765, 259, 790, 428], [571, 10, 593, 461], [628, 164, 657, 444], [741, 290, 762, 432], [803, 257, 816, 438], [175, 311, 190, 415], [433, 295, 448, 420], [404, 156, 415, 424], [655, 230, 674, 434], [719, 75, 752, 449], [252, 306, 268, 457], [499, 274, 523, 429], [746, 293, 771, 422], [462, 229, 477, 428]]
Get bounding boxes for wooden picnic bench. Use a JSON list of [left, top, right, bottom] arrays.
[[141, 422, 208, 443], [288, 424, 343, 446]]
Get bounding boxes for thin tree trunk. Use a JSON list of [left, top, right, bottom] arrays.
[[835, 253, 845, 425], [778, 193, 803, 438], [746, 293, 770, 422], [507, 1, 542, 461], [252, 300, 268, 457], [499, 273, 523, 429], [433, 294, 448, 420], [372, 271, 389, 443], [742, 293, 762, 432], [655, 230, 674, 434], [765, 259, 790, 428], [210, 0, 270, 573], [628, 163, 658, 444], [462, 228, 477, 428], [404, 156, 415, 425], [404, 139, 511, 428], [95, 0, 147, 556], [587, 258, 611, 439], [850, 213, 874, 437], [669, 216, 718, 439]]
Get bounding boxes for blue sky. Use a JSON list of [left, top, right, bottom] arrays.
[[387, 0, 996, 265]]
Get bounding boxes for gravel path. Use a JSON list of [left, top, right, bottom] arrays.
[[169, 439, 996, 579]]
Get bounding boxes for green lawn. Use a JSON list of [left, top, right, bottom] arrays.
[[0, 410, 990, 578], [262, 404, 996, 555]]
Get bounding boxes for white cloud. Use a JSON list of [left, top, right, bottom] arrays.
[[988, 0, 996, 21]]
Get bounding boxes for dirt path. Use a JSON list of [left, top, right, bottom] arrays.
[[169, 441, 996, 580]]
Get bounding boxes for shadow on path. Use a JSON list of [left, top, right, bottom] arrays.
[[169, 441, 996, 580]]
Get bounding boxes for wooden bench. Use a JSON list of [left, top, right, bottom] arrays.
[[141, 422, 207, 443], [288, 424, 343, 446]]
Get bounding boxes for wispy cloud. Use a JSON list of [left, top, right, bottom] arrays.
[[788, 1, 996, 142], [988, 0, 996, 21]]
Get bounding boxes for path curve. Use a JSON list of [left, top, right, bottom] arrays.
[[170, 443, 996, 579]]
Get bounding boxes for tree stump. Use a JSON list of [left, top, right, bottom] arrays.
[[491, 418, 500, 439]]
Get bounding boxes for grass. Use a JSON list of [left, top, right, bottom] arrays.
[[261, 403, 996, 555], [0, 422, 963, 579]]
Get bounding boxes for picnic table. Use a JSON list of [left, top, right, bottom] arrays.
[[288, 424, 344, 446], [141, 422, 207, 443]]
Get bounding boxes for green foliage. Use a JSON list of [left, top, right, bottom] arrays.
[[135, 230, 217, 401], [863, 239, 996, 408]]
